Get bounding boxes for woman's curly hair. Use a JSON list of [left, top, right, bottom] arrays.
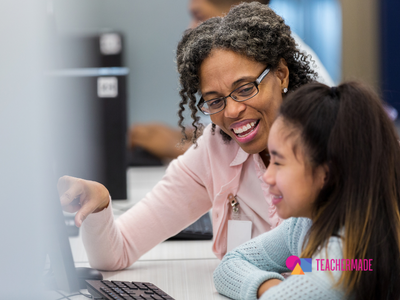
[[176, 2, 317, 144]]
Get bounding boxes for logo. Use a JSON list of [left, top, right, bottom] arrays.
[[316, 259, 373, 271], [286, 256, 374, 274], [286, 255, 312, 275]]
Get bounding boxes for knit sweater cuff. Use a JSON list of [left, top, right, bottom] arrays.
[[240, 270, 285, 300]]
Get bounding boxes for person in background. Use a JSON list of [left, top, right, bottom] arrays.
[[59, 3, 318, 270], [213, 81, 400, 300], [129, 0, 334, 160]]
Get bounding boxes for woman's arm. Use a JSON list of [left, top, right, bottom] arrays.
[[60, 124, 220, 271], [80, 156, 213, 271]]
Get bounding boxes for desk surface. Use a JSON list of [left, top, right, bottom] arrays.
[[66, 167, 229, 300]]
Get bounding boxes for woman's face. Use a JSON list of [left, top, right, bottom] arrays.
[[199, 49, 289, 154], [263, 117, 327, 219]]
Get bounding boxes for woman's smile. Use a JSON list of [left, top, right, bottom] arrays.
[[230, 119, 260, 143]]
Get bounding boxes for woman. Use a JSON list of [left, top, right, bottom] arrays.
[[58, 2, 317, 270], [213, 82, 400, 300], [129, 0, 333, 161]]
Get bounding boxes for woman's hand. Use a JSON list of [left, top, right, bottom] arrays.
[[57, 175, 110, 227], [257, 279, 282, 298]]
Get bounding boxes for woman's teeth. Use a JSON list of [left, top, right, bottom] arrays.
[[233, 121, 256, 137]]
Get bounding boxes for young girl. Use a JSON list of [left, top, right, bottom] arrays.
[[213, 82, 400, 300]]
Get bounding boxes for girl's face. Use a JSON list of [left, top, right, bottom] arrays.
[[263, 117, 327, 219], [199, 49, 289, 155]]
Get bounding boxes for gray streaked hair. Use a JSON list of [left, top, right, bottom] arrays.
[[208, 0, 270, 8]]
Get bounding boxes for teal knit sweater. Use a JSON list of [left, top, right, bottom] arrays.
[[213, 218, 346, 299]]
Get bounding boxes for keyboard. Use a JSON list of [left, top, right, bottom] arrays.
[[168, 213, 213, 240], [86, 280, 175, 300]]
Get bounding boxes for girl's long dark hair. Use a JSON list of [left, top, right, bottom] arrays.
[[279, 82, 400, 300]]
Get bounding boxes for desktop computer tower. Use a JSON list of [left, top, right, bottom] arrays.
[[49, 32, 128, 200]]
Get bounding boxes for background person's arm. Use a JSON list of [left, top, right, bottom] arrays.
[[129, 122, 193, 159]]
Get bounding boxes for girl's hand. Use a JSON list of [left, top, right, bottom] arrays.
[[257, 279, 282, 298]]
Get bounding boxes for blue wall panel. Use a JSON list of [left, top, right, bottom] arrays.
[[380, 0, 400, 111]]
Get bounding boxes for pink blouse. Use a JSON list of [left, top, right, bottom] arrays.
[[81, 124, 282, 271]]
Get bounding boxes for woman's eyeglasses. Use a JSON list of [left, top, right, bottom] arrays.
[[197, 67, 270, 115]]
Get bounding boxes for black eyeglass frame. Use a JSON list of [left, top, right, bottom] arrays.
[[197, 67, 271, 115]]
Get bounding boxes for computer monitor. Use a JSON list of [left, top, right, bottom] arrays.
[[44, 187, 81, 293], [43, 186, 105, 296]]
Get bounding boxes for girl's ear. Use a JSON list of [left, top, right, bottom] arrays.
[[315, 163, 329, 190], [320, 163, 329, 188], [275, 58, 289, 93]]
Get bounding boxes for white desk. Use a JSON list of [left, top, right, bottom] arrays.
[[66, 167, 229, 300]]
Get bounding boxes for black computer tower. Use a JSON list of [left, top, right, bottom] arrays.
[[49, 32, 128, 200]]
